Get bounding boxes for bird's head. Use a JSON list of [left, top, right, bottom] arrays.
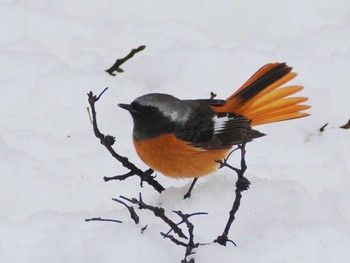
[[119, 93, 193, 140]]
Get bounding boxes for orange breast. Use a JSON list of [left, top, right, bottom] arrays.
[[133, 134, 230, 178]]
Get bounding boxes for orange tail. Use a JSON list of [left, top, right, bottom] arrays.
[[213, 63, 310, 126]]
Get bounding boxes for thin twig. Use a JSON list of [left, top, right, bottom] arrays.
[[105, 45, 146, 76], [319, 122, 329, 133], [162, 210, 207, 263], [120, 194, 187, 239], [164, 212, 208, 237], [85, 217, 122, 223], [112, 198, 140, 224], [174, 211, 198, 258], [104, 171, 136, 182], [160, 233, 188, 247], [119, 194, 209, 262], [90, 192, 208, 262]]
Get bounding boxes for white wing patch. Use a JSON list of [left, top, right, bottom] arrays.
[[213, 114, 232, 133]]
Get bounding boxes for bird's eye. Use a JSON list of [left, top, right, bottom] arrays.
[[131, 101, 140, 110]]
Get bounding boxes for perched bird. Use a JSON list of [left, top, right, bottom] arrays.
[[119, 63, 310, 179]]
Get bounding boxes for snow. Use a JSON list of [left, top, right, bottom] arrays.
[[1, 0, 350, 262]]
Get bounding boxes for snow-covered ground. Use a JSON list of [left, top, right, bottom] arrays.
[[1, 0, 350, 262]]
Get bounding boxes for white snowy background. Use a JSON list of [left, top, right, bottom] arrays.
[[1, 0, 350, 262]]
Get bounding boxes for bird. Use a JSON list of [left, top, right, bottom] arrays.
[[119, 62, 310, 181]]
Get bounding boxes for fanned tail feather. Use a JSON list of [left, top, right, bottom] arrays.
[[213, 63, 310, 126]]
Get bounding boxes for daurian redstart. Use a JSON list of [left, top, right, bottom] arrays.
[[119, 63, 310, 178]]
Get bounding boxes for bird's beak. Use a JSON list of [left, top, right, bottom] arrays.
[[118, 103, 132, 111], [118, 103, 140, 114]]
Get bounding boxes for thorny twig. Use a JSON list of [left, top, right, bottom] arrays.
[[87, 88, 165, 193], [85, 192, 208, 262], [120, 194, 207, 263], [120, 194, 187, 239], [162, 211, 208, 262], [214, 120, 251, 246]]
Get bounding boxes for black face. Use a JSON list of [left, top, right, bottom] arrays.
[[124, 101, 177, 141]]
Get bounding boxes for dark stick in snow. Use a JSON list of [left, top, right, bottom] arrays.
[[105, 45, 146, 76]]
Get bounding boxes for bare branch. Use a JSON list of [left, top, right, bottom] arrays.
[[160, 232, 188, 247], [85, 217, 122, 223], [163, 210, 207, 263], [120, 194, 187, 239], [105, 45, 146, 76], [112, 198, 140, 224], [164, 211, 208, 237], [89, 192, 208, 262], [104, 171, 135, 182]]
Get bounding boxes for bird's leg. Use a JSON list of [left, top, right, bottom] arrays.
[[183, 178, 199, 199]]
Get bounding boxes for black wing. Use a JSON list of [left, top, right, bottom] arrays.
[[176, 100, 265, 150]]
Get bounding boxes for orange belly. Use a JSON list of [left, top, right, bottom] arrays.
[[133, 134, 230, 178]]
